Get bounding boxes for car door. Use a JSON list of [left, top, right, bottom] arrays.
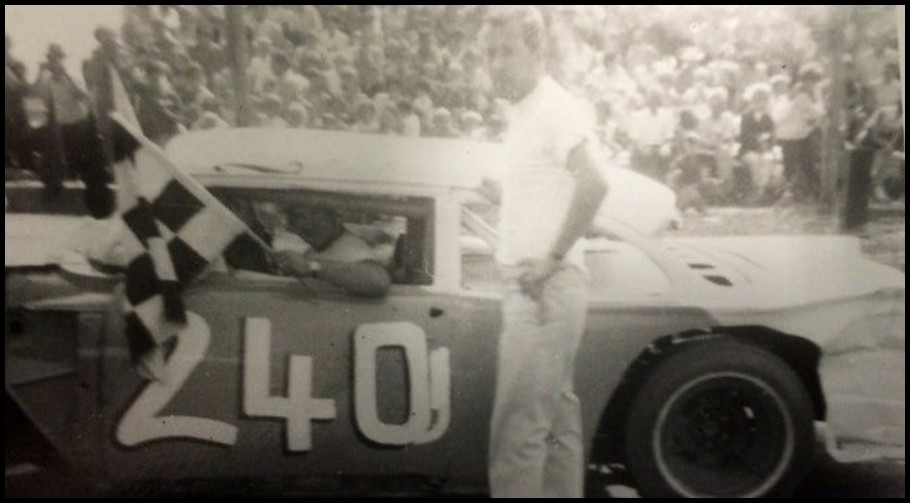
[[100, 190, 500, 488]]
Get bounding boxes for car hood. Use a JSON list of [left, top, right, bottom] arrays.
[[664, 235, 905, 307]]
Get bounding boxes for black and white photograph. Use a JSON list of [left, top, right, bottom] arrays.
[[5, 5, 905, 498]]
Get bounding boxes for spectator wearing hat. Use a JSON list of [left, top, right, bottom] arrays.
[[80, 25, 130, 217], [460, 109, 486, 141], [134, 60, 183, 143], [176, 63, 215, 114], [320, 18, 352, 55], [461, 47, 493, 95], [769, 73, 792, 118], [254, 94, 285, 128], [318, 112, 341, 131], [593, 99, 624, 151], [698, 87, 739, 187], [354, 99, 381, 133], [354, 39, 386, 97], [286, 102, 311, 129], [467, 88, 492, 118], [296, 5, 326, 40], [416, 30, 445, 69], [628, 88, 677, 181], [122, 6, 157, 54], [337, 63, 362, 104], [741, 61, 770, 89], [776, 63, 824, 202], [155, 5, 182, 34], [736, 83, 776, 202], [843, 104, 903, 230], [314, 65, 342, 100], [248, 6, 282, 46], [438, 62, 469, 110], [33, 45, 93, 181], [772, 71, 813, 201], [35, 44, 112, 215], [588, 50, 637, 110], [378, 103, 403, 135], [412, 81, 435, 127], [193, 110, 230, 130], [871, 63, 902, 110], [150, 18, 183, 65], [83, 26, 130, 128], [855, 37, 891, 88], [248, 37, 275, 94], [191, 98, 231, 130], [6, 34, 31, 172], [189, 24, 226, 87], [429, 107, 460, 138], [399, 101, 422, 137], [270, 51, 310, 107]]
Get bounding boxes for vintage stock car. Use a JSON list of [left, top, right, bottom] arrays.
[[5, 128, 905, 497]]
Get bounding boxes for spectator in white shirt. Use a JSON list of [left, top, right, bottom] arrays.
[[698, 87, 740, 184], [270, 52, 310, 107], [628, 88, 677, 181], [871, 63, 902, 109], [248, 38, 274, 94], [775, 64, 824, 201]]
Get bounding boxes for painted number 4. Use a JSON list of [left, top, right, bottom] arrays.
[[243, 318, 336, 451]]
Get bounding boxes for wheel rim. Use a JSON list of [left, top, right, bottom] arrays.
[[653, 371, 795, 497]]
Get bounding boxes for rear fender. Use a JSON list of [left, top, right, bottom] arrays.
[[6, 293, 113, 477]]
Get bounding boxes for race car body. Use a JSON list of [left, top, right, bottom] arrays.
[[6, 128, 905, 497]]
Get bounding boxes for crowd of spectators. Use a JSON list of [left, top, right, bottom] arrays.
[[5, 6, 904, 208]]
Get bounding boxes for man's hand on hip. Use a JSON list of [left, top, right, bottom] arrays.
[[518, 256, 560, 300]]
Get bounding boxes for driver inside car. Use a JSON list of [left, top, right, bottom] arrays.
[[271, 205, 392, 298]]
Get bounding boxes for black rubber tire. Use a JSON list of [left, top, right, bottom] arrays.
[[624, 340, 814, 498]]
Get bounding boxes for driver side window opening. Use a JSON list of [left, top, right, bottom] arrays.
[[211, 187, 435, 286]]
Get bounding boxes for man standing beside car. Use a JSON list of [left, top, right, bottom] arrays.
[[484, 7, 609, 498]]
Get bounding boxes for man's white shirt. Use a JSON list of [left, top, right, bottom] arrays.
[[496, 76, 595, 271]]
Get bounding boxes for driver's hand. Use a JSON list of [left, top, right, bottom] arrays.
[[273, 250, 313, 277]]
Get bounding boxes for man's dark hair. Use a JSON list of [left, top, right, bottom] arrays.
[[485, 6, 547, 56]]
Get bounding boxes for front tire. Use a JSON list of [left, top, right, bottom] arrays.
[[624, 340, 814, 498]]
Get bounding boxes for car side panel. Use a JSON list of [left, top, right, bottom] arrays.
[[98, 274, 501, 484]]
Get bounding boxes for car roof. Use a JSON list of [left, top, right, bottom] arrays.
[[165, 128, 504, 191]]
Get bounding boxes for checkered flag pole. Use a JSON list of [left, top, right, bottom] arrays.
[[108, 109, 271, 367]]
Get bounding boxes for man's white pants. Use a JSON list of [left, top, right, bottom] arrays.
[[489, 265, 588, 498]]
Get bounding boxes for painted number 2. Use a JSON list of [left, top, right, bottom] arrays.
[[117, 315, 451, 450], [116, 313, 239, 447]]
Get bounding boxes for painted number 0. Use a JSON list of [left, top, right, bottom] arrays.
[[354, 322, 451, 446]]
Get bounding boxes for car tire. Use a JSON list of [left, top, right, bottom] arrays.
[[624, 340, 814, 498]]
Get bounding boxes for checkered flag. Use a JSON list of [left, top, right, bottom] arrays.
[[108, 80, 267, 372]]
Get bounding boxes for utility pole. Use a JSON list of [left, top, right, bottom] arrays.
[[899, 5, 905, 117], [226, 6, 253, 127], [822, 5, 849, 209]]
